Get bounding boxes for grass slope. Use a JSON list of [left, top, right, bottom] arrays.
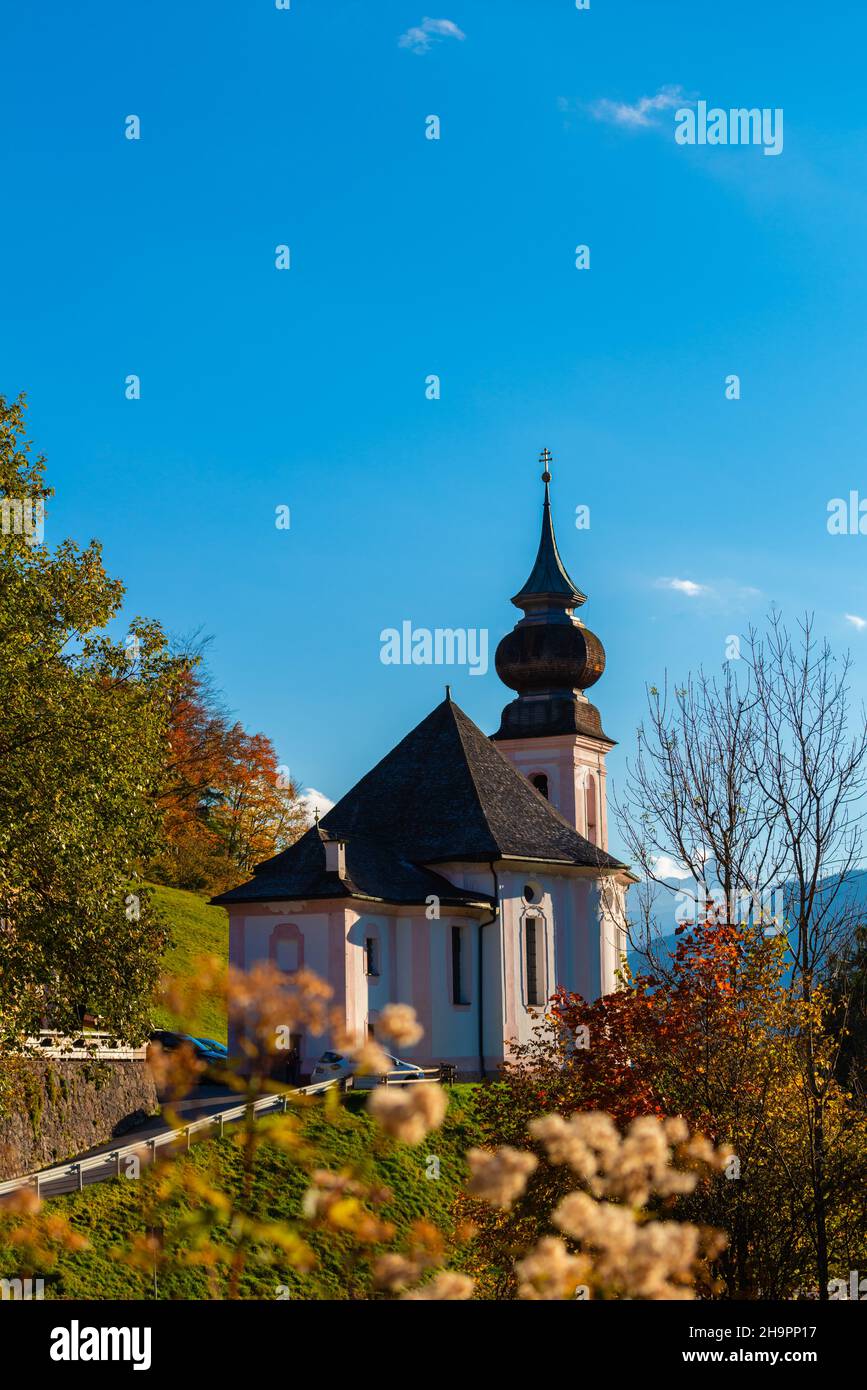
[[25, 1087, 484, 1300], [148, 883, 229, 1041]]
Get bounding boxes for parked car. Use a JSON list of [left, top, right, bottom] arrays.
[[310, 1049, 425, 1089], [189, 1036, 228, 1063], [148, 1030, 227, 1071]]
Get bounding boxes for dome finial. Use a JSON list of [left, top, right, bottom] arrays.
[[539, 446, 553, 485]]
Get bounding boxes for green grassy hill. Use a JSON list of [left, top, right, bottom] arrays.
[[148, 883, 229, 1041], [22, 1087, 484, 1300]]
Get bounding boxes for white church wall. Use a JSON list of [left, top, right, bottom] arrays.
[[427, 917, 477, 1071], [349, 912, 390, 1034], [231, 877, 616, 1077], [570, 878, 603, 1000], [598, 878, 628, 995], [493, 868, 617, 1062], [424, 863, 504, 1074], [498, 868, 554, 1054]]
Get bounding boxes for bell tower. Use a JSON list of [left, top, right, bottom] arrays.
[[491, 449, 615, 849]]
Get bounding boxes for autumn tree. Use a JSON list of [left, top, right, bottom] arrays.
[[615, 613, 867, 1297], [149, 653, 308, 895], [474, 914, 867, 1298]]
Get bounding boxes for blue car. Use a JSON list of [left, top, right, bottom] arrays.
[[148, 1030, 228, 1069]]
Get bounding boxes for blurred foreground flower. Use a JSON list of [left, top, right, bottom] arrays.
[[367, 1083, 447, 1144], [375, 1004, 424, 1049], [229, 963, 332, 1065], [401, 1270, 474, 1301], [146, 1039, 205, 1099], [528, 1110, 729, 1205], [465, 1146, 538, 1209], [0, 1188, 89, 1269], [515, 1236, 590, 1301], [513, 1112, 729, 1299]]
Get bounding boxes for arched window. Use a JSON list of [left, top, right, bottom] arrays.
[[269, 922, 304, 973], [524, 915, 545, 1007], [585, 774, 598, 845], [530, 773, 549, 799]]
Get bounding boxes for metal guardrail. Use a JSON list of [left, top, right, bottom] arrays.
[[0, 1079, 337, 1202], [352, 1067, 443, 1088], [0, 1063, 457, 1201]]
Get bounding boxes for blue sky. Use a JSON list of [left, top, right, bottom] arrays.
[[4, 1, 867, 854]]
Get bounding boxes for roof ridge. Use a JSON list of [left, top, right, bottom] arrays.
[[452, 698, 614, 853], [446, 699, 500, 854]]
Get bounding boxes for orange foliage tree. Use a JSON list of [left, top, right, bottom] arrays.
[[471, 913, 867, 1298], [149, 665, 308, 894]]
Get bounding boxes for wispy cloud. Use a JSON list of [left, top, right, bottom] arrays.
[[656, 577, 708, 598], [299, 787, 334, 822], [652, 853, 695, 882], [580, 85, 688, 129], [845, 613, 867, 631], [398, 17, 466, 54]]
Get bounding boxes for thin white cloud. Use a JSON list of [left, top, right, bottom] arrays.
[[845, 613, 867, 631], [587, 85, 687, 129], [652, 854, 694, 882], [398, 17, 466, 54], [299, 787, 335, 822], [656, 577, 708, 598]]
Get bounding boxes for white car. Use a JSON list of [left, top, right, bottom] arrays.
[[310, 1049, 425, 1089]]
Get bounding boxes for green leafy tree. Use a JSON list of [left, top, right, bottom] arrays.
[[0, 394, 182, 1044]]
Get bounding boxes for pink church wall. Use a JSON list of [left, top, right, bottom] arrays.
[[225, 861, 623, 1078], [494, 733, 612, 850]]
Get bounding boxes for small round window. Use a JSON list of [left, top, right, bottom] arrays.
[[523, 882, 541, 905]]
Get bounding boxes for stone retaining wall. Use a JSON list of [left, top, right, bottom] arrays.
[[0, 1058, 158, 1180]]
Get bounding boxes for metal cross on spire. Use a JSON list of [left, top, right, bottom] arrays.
[[539, 447, 553, 484]]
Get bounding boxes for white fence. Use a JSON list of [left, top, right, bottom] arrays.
[[20, 1031, 147, 1061]]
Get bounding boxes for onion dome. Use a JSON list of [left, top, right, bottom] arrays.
[[492, 450, 613, 744]]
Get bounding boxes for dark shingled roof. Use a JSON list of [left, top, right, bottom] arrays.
[[212, 825, 492, 908], [213, 698, 624, 907], [318, 696, 623, 868]]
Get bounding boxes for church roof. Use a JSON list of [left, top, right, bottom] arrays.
[[225, 698, 623, 901], [212, 824, 493, 909], [318, 695, 623, 868], [213, 697, 624, 907]]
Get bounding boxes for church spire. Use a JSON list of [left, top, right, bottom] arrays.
[[492, 447, 612, 745], [511, 449, 587, 614]]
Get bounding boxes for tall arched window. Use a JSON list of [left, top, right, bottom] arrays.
[[524, 916, 544, 1006], [530, 773, 549, 799], [585, 774, 598, 845]]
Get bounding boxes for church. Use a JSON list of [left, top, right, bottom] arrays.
[[215, 455, 633, 1078]]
